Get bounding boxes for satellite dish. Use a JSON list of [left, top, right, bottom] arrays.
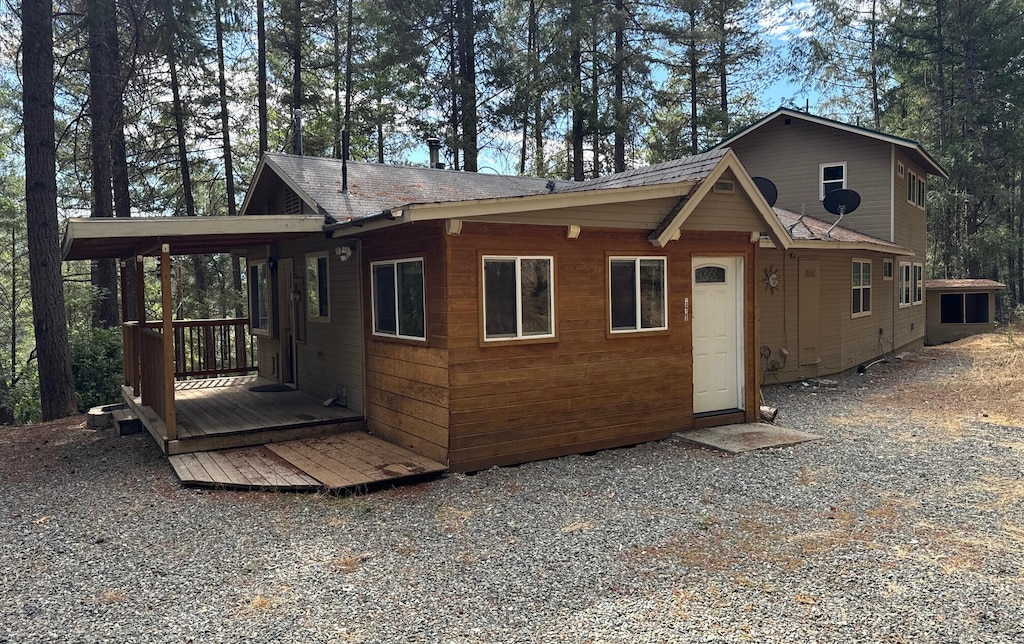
[[822, 188, 861, 216], [752, 177, 778, 207]]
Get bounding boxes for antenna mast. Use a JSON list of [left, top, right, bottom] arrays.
[[341, 0, 353, 194]]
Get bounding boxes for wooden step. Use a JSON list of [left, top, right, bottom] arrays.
[[112, 409, 145, 436]]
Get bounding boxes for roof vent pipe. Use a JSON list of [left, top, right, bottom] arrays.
[[427, 137, 442, 169]]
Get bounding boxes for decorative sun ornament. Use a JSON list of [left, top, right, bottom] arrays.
[[763, 265, 780, 294]]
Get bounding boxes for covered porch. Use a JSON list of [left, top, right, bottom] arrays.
[[64, 216, 368, 457]]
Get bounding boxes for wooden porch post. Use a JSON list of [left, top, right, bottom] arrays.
[[160, 244, 177, 440]]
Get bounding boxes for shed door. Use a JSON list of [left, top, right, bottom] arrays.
[[692, 257, 744, 414]]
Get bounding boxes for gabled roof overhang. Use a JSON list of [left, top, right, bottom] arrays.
[[62, 215, 326, 260], [326, 149, 792, 250], [759, 238, 915, 256], [714, 108, 949, 179]]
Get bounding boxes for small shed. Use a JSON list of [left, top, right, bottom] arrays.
[[924, 279, 1006, 345]]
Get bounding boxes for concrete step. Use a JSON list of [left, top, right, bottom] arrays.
[[86, 403, 127, 430]]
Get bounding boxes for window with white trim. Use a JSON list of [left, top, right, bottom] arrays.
[[897, 162, 905, 177], [883, 259, 893, 281], [913, 263, 923, 305], [907, 170, 926, 209], [899, 262, 912, 307], [371, 258, 425, 340], [852, 259, 871, 317], [248, 260, 270, 334], [483, 256, 554, 341], [609, 257, 667, 333], [305, 252, 330, 321], [820, 162, 846, 200]]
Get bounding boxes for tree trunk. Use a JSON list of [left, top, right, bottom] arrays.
[[108, 0, 137, 321], [22, 0, 78, 420], [257, 0, 268, 153], [613, 0, 625, 173], [292, 0, 303, 154], [163, 1, 207, 317], [87, 0, 119, 328], [570, 0, 584, 181], [215, 0, 243, 317], [457, 0, 478, 172]]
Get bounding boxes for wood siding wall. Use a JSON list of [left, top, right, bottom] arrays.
[[445, 223, 757, 473], [358, 223, 450, 465], [272, 237, 365, 411], [727, 118, 893, 242]]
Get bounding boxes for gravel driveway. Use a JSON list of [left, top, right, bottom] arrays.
[[2, 347, 1022, 643]]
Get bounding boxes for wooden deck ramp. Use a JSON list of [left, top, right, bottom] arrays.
[[169, 432, 447, 492]]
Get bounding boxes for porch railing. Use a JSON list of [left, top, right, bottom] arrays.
[[124, 318, 256, 385], [138, 327, 168, 419]]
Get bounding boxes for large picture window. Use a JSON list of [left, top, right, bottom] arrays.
[[248, 260, 270, 333], [306, 253, 330, 321], [940, 293, 989, 324], [609, 257, 667, 333], [483, 256, 554, 341], [371, 258, 425, 340], [852, 259, 871, 317]]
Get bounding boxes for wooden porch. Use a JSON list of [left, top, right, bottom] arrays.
[[124, 375, 364, 455], [168, 432, 447, 492]]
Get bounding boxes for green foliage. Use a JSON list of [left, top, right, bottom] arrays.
[[69, 327, 123, 412]]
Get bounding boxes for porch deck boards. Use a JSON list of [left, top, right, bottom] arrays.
[[169, 432, 446, 491], [173, 375, 359, 439]]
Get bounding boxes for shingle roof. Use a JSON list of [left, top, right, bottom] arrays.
[[925, 279, 1006, 290], [551, 149, 728, 193], [772, 207, 900, 246], [264, 153, 567, 221]]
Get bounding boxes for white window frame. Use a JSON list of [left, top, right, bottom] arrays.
[[897, 161, 905, 177], [852, 259, 872, 318], [370, 257, 426, 341], [305, 252, 330, 323], [898, 261, 912, 308], [912, 263, 924, 305], [907, 170, 926, 210], [820, 162, 847, 200], [482, 255, 555, 342], [608, 256, 668, 334], [248, 259, 271, 336], [883, 259, 894, 281]]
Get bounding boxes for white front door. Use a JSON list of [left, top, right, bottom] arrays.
[[692, 256, 744, 414]]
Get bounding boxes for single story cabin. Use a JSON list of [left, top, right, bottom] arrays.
[[65, 148, 800, 472], [924, 279, 1006, 345]]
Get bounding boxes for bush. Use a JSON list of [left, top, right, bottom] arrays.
[[69, 327, 123, 412]]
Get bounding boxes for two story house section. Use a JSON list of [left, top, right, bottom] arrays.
[[714, 108, 948, 383]]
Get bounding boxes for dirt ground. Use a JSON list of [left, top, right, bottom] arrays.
[[871, 331, 1024, 430]]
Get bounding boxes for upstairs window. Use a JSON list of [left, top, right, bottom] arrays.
[[883, 259, 894, 281], [305, 253, 330, 321], [483, 256, 554, 341], [820, 162, 846, 200], [371, 258, 425, 341], [609, 257, 667, 333], [908, 171, 926, 209], [852, 259, 871, 317]]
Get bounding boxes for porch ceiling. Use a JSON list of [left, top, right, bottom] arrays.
[[62, 215, 326, 260]]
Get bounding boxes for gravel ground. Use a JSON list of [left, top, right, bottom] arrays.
[[1, 346, 1022, 643]]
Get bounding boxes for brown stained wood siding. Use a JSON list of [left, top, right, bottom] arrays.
[[727, 118, 893, 242], [358, 222, 450, 465], [445, 222, 757, 472]]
